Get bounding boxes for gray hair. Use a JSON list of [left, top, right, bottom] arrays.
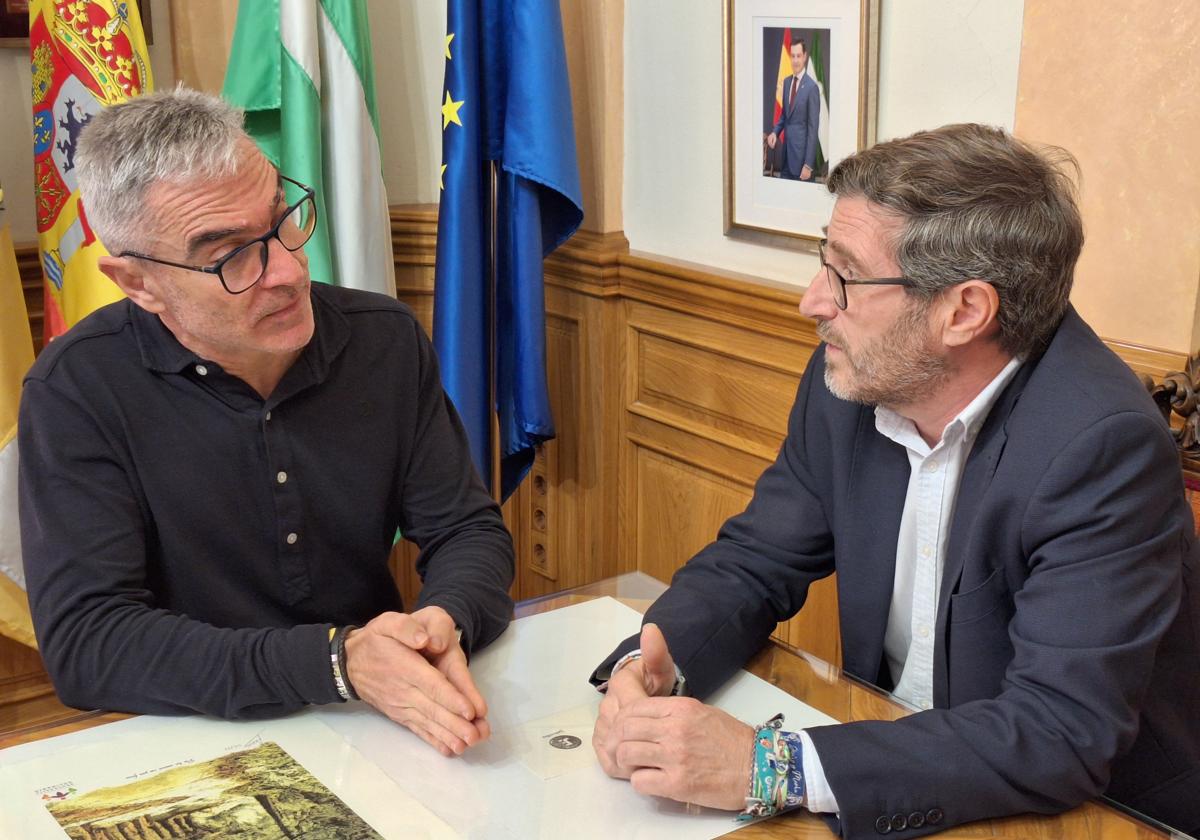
[[76, 86, 248, 253], [827, 124, 1084, 359]]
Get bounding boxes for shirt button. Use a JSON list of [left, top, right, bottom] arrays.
[[276, 471, 288, 484], [917, 625, 930, 639], [265, 410, 272, 421], [286, 532, 298, 545], [920, 545, 932, 558], [195, 364, 208, 376], [920, 699, 933, 710], [925, 460, 939, 472]]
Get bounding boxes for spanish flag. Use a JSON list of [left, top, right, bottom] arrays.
[[0, 186, 36, 648], [30, 0, 154, 339]]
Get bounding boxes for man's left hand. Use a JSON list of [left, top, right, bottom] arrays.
[[408, 606, 491, 741], [611, 696, 755, 811], [800, 164, 813, 181]]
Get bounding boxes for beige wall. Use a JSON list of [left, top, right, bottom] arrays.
[[0, 0, 176, 245], [561, 0, 623, 234], [1015, 0, 1200, 354]]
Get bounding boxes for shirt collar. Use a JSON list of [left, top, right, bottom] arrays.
[[131, 303, 200, 374], [130, 285, 350, 391], [875, 355, 1023, 455]]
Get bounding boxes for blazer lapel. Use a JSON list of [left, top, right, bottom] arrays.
[[932, 359, 1034, 703], [838, 406, 910, 682]]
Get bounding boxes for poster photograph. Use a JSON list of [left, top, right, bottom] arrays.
[[0, 715, 457, 839], [43, 741, 382, 839], [724, 0, 880, 245]]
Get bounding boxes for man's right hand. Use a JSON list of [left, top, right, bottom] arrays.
[[593, 623, 678, 778], [767, 132, 778, 149], [343, 612, 489, 757]]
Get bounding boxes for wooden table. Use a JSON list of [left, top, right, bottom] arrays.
[[0, 574, 1180, 839]]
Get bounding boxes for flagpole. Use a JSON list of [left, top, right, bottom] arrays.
[[488, 160, 502, 503]]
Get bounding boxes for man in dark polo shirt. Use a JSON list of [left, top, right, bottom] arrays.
[[18, 88, 513, 758]]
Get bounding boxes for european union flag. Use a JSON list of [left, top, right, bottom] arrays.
[[434, 0, 583, 501]]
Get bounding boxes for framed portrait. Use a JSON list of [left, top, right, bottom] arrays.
[[724, 0, 880, 246], [0, 0, 152, 48]]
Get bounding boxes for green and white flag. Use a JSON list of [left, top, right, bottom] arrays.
[[805, 31, 831, 174], [223, 0, 394, 296]]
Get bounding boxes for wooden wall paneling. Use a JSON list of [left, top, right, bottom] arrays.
[[0, 635, 66, 732], [390, 207, 436, 333], [618, 293, 845, 659], [633, 446, 753, 584], [513, 309, 579, 594], [512, 274, 625, 600], [626, 304, 813, 460], [17, 245, 43, 354]]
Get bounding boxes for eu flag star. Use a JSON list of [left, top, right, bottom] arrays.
[[440, 164, 448, 190], [442, 90, 465, 129], [445, 33, 454, 60]]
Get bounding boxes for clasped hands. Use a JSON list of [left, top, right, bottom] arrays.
[[592, 623, 754, 811], [344, 605, 489, 757]]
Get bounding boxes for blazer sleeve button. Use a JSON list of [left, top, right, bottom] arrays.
[[890, 813, 909, 832], [926, 807, 944, 825], [908, 811, 926, 828], [875, 815, 893, 834]]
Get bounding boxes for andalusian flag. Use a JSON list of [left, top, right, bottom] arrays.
[[223, 0, 394, 296], [806, 31, 831, 175], [30, 0, 153, 340], [0, 187, 36, 648]]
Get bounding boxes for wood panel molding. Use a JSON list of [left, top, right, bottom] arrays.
[[381, 209, 1185, 380]]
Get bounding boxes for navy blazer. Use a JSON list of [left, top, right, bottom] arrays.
[[772, 73, 820, 178], [598, 308, 1200, 837]]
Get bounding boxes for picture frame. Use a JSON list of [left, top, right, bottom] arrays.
[[0, 0, 152, 48], [723, 0, 880, 248]]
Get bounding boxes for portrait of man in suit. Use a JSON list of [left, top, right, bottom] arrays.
[[767, 38, 821, 181]]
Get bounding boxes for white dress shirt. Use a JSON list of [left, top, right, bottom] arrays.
[[800, 356, 1022, 814]]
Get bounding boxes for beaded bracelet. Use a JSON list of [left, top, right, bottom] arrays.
[[738, 713, 806, 820]]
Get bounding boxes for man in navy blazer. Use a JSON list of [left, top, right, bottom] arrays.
[[767, 39, 820, 181], [592, 124, 1200, 838]]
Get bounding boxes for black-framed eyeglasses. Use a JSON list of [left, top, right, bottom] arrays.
[[119, 174, 317, 295], [818, 238, 916, 311]]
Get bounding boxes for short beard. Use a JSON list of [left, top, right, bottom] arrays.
[[819, 297, 951, 408]]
